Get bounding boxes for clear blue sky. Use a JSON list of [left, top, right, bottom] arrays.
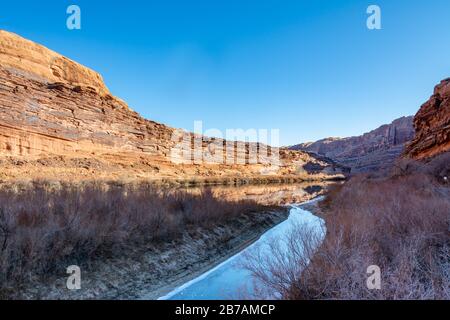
[[1, 0, 449, 145]]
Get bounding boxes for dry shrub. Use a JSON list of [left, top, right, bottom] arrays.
[[245, 153, 450, 300], [241, 221, 325, 299], [0, 183, 269, 294]]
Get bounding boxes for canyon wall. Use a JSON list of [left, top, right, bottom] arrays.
[[0, 30, 345, 183], [290, 116, 414, 173], [404, 78, 450, 159]]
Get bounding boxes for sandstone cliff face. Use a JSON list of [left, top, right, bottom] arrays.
[[290, 116, 415, 173], [0, 30, 344, 183], [0, 30, 109, 96], [405, 78, 450, 159]]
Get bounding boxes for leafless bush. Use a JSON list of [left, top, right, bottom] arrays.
[[392, 152, 450, 181], [0, 183, 269, 295], [423, 152, 450, 182], [245, 154, 450, 300], [241, 222, 325, 299]]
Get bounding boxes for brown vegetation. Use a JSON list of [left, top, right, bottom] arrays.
[[245, 153, 450, 299], [0, 182, 273, 297]]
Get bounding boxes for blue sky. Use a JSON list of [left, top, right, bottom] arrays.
[[1, 0, 449, 145]]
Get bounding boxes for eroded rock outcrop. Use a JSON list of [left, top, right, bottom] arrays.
[[0, 30, 110, 96], [405, 78, 450, 159], [0, 30, 344, 183]]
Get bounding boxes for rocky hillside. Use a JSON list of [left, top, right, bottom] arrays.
[[0, 30, 344, 183], [404, 78, 450, 159], [290, 116, 414, 173]]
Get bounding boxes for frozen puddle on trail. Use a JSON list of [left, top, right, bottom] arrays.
[[157, 198, 326, 300]]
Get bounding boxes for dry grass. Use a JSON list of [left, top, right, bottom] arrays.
[[0, 181, 272, 296], [245, 153, 450, 300]]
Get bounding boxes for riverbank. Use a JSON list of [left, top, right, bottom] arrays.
[[0, 183, 277, 299], [1, 181, 330, 300], [299, 199, 324, 217], [285, 153, 450, 299], [159, 198, 326, 300], [17, 208, 289, 300]]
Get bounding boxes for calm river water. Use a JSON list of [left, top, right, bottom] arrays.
[[158, 188, 326, 300]]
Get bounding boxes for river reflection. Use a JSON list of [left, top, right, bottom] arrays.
[[182, 182, 333, 206]]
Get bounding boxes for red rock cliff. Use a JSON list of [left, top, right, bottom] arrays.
[[405, 78, 450, 159], [290, 117, 415, 173], [0, 30, 344, 183]]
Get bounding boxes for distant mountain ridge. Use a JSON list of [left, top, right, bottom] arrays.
[[290, 116, 415, 173]]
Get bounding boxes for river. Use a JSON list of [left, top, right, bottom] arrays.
[[158, 197, 326, 300]]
